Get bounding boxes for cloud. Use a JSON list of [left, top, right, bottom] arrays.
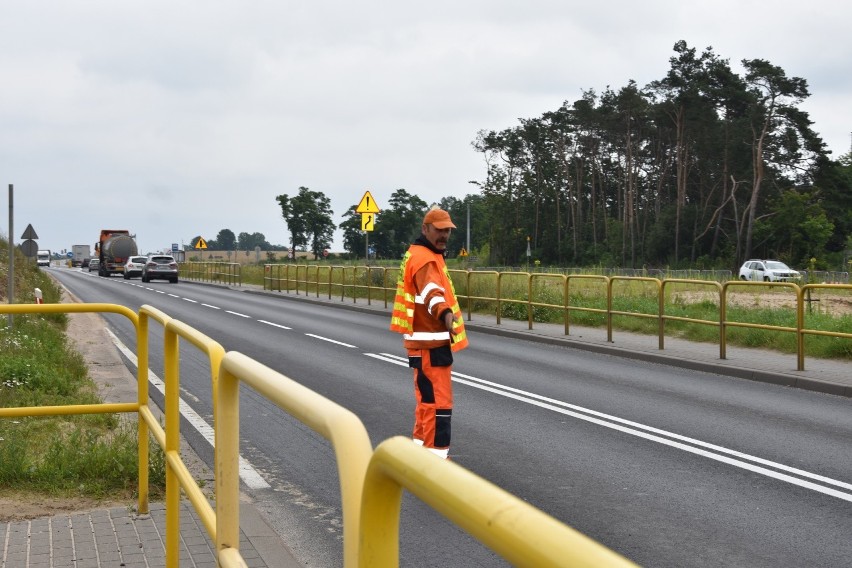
[[1, 0, 849, 253]]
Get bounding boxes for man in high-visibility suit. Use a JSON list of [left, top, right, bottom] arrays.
[[390, 206, 468, 459]]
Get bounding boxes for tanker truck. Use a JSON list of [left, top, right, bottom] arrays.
[[95, 230, 138, 277]]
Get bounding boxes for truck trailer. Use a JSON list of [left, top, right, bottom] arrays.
[[95, 230, 138, 276], [71, 244, 91, 267]]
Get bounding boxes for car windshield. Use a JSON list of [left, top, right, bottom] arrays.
[[130, 257, 146, 263], [765, 261, 792, 270]]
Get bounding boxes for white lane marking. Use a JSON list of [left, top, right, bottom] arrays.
[[201, 304, 221, 310], [183, 298, 198, 303], [106, 329, 270, 490], [305, 333, 356, 348], [226, 310, 250, 318], [167, 294, 179, 298], [155, 290, 165, 294], [258, 320, 292, 330], [368, 352, 852, 502]]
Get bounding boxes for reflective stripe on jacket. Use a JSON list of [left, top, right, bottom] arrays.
[[390, 244, 468, 352]]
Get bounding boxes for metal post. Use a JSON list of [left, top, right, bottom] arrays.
[[7, 184, 13, 327]]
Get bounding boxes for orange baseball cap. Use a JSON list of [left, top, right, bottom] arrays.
[[422, 207, 456, 229]]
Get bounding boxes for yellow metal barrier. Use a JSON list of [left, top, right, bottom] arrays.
[[181, 261, 241, 286], [359, 436, 639, 568], [2, 301, 637, 566], [565, 275, 610, 336], [217, 351, 373, 567], [530, 273, 568, 331], [262, 265, 852, 371], [607, 277, 662, 344], [660, 279, 724, 356], [139, 305, 228, 566]]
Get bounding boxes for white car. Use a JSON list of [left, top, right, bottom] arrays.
[[738, 259, 801, 282], [123, 255, 148, 279]]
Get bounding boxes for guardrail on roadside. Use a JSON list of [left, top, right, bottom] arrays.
[[181, 261, 241, 286], [1, 302, 637, 567], [261, 264, 852, 372]]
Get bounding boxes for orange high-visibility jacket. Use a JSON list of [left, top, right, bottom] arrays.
[[390, 242, 468, 352]]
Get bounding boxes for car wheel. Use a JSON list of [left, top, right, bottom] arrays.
[[740, 275, 747, 280], [764, 276, 770, 282], [170, 277, 178, 283], [123, 273, 129, 279], [142, 275, 148, 283]]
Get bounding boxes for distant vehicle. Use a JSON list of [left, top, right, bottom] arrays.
[[141, 255, 179, 283], [123, 256, 148, 279], [36, 249, 51, 267], [82, 257, 90, 268], [96, 229, 138, 277], [88, 258, 100, 272], [71, 244, 91, 268], [738, 259, 801, 282]]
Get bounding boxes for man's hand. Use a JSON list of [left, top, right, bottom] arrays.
[[443, 311, 455, 334]]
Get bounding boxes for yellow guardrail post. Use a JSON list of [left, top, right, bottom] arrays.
[[659, 279, 724, 355], [217, 352, 373, 568], [359, 437, 639, 568]]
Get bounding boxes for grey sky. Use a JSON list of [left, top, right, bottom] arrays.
[[2, 1, 849, 254]]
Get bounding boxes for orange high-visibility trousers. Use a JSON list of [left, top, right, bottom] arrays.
[[408, 347, 453, 458]]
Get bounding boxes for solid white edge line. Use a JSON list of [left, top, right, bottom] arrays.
[[105, 328, 270, 490], [258, 320, 292, 330], [369, 352, 852, 501], [305, 333, 356, 348]]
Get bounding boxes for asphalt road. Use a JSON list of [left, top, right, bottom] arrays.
[[50, 267, 852, 568]]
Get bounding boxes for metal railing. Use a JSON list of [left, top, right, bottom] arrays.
[[180, 261, 241, 286], [261, 264, 852, 372], [1, 301, 635, 567]]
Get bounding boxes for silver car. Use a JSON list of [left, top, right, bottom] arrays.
[[141, 255, 179, 283]]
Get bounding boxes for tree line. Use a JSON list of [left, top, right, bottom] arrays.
[[211, 41, 852, 270]]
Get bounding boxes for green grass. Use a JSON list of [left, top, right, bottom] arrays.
[[1, 241, 166, 500]]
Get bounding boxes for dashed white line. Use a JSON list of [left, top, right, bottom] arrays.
[[201, 304, 221, 310], [167, 294, 179, 298], [365, 351, 852, 503], [258, 320, 292, 330], [305, 333, 357, 348], [183, 298, 198, 303], [226, 310, 250, 318], [105, 328, 270, 490]]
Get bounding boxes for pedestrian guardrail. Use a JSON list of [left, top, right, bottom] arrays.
[[180, 261, 241, 286], [1, 301, 636, 567], [260, 264, 852, 371]]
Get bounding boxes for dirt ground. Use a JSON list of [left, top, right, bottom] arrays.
[[671, 288, 852, 316], [0, 291, 213, 522]]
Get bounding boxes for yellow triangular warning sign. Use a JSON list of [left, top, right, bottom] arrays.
[[356, 190, 381, 213], [195, 237, 208, 250]]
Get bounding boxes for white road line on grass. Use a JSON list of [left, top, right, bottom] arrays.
[[105, 328, 270, 490]]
